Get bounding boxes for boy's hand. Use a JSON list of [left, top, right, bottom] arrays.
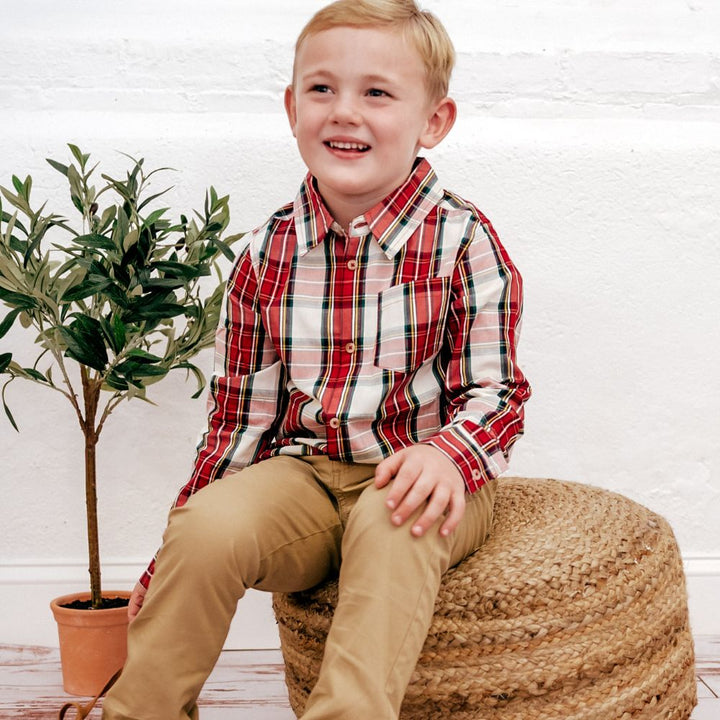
[[374, 445, 466, 538], [128, 581, 147, 623]]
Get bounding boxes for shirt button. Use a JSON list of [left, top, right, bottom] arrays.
[[472, 469, 483, 481], [328, 417, 341, 429], [347, 259, 357, 271], [345, 342, 356, 354]]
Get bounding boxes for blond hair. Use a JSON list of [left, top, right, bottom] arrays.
[[294, 0, 455, 101]]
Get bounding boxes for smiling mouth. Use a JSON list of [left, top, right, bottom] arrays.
[[325, 141, 370, 153]]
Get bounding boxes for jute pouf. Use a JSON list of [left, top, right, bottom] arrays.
[[272, 477, 697, 720]]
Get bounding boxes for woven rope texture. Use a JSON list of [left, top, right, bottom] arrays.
[[272, 477, 696, 719]]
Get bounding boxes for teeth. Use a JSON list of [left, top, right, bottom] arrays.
[[327, 141, 369, 151]]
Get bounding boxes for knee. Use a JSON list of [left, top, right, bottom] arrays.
[[345, 484, 428, 551], [159, 485, 260, 576]]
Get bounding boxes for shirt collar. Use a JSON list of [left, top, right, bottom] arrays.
[[293, 157, 443, 259]]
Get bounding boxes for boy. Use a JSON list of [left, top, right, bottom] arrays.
[[103, 1, 529, 718]]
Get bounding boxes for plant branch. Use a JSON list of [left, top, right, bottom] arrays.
[[95, 391, 125, 439], [49, 345, 86, 430]]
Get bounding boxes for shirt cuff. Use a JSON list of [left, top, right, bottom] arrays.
[[425, 421, 509, 493], [139, 560, 155, 590]]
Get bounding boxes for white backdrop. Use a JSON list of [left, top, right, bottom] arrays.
[[1, 0, 718, 647]]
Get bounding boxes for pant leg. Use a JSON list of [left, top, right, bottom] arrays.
[[301, 480, 496, 720], [102, 455, 345, 720]]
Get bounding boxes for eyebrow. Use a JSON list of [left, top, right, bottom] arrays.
[[300, 69, 400, 87]]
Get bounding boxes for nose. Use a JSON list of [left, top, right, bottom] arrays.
[[328, 92, 361, 125]]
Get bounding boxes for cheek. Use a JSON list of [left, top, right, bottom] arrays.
[[295, 108, 323, 137]]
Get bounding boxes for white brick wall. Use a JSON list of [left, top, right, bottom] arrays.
[[1, 0, 719, 646]]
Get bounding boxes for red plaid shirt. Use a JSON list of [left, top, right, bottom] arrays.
[[141, 158, 529, 587]]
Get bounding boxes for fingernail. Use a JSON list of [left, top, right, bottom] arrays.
[[412, 525, 423, 536], [392, 514, 402, 525], [386, 499, 395, 509]]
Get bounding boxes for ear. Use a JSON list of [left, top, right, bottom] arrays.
[[284, 85, 298, 137], [419, 97, 457, 150]]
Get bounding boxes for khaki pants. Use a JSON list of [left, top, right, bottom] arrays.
[[102, 454, 495, 720]]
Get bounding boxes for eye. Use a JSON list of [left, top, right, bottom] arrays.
[[310, 84, 331, 94], [367, 88, 390, 98]]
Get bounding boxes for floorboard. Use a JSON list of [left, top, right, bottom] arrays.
[[1, 638, 718, 718]]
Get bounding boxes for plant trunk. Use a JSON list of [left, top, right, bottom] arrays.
[[85, 431, 102, 609], [81, 368, 103, 609]]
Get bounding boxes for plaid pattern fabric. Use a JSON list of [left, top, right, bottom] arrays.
[[141, 158, 529, 585]]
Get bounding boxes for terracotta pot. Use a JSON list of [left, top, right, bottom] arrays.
[[50, 590, 131, 696]]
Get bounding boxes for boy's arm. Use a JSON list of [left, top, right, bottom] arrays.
[[426, 213, 530, 491], [376, 214, 530, 536], [138, 245, 284, 589]]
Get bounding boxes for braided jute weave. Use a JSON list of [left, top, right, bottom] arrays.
[[272, 477, 696, 719]]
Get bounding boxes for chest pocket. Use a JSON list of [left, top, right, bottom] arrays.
[[374, 277, 451, 373]]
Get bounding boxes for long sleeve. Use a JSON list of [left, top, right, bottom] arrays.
[[179, 247, 285, 501], [426, 211, 530, 493], [140, 247, 285, 587]]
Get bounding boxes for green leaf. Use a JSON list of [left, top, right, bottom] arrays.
[[52, 264, 86, 301], [104, 373, 129, 392], [208, 236, 236, 262], [61, 277, 114, 302], [67, 164, 84, 209], [1, 379, 19, 431], [122, 228, 139, 254], [0, 352, 11, 373], [142, 207, 169, 228], [22, 367, 47, 382], [112, 314, 126, 351], [138, 188, 172, 213], [0, 287, 37, 310], [68, 144, 87, 168], [132, 364, 168, 378], [96, 205, 116, 234], [1, 209, 29, 236], [46, 158, 69, 177], [0, 308, 22, 339], [175, 361, 207, 398], [151, 260, 202, 280], [141, 277, 186, 291], [58, 315, 108, 371], [129, 301, 186, 321], [100, 316, 119, 354], [125, 349, 163, 363], [72, 233, 116, 251], [0, 186, 32, 216], [23, 216, 57, 266]]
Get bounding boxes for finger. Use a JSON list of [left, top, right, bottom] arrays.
[[390, 474, 436, 526], [128, 583, 146, 622], [128, 603, 139, 623], [408, 486, 452, 537], [128, 598, 142, 622], [385, 470, 419, 512], [374, 452, 403, 489], [439, 490, 467, 538]]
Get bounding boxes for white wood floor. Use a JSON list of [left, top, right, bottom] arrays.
[[1, 637, 718, 719]]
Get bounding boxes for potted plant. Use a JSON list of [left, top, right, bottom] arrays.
[[0, 144, 242, 695]]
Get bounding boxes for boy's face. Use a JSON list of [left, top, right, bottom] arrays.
[[285, 26, 455, 226]]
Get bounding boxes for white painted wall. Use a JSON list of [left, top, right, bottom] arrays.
[[1, 0, 718, 648]]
